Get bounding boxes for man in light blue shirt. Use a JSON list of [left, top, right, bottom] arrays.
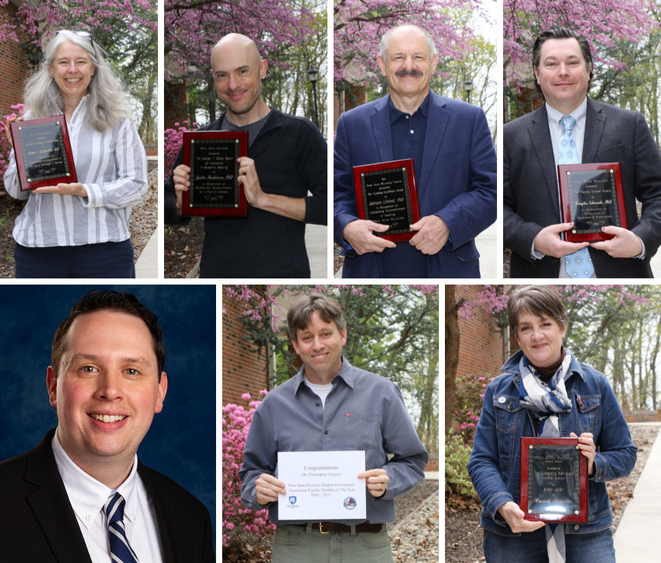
[[504, 27, 661, 278]]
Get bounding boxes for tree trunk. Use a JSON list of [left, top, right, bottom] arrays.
[[445, 286, 464, 435]]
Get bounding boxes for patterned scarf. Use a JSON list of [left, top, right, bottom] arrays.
[[519, 352, 574, 563]]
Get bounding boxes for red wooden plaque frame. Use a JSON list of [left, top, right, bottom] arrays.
[[558, 162, 627, 242], [182, 130, 248, 217], [10, 115, 77, 191], [520, 437, 588, 523], [353, 159, 421, 242]]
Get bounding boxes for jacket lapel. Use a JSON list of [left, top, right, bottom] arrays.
[[528, 105, 561, 221], [582, 98, 606, 164], [369, 95, 393, 163], [419, 92, 449, 196], [139, 463, 177, 563], [25, 430, 93, 563]]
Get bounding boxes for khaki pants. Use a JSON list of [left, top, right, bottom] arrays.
[[272, 524, 393, 563]]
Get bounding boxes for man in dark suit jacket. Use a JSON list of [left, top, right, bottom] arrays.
[[504, 28, 661, 278], [0, 291, 215, 562], [334, 24, 497, 278]]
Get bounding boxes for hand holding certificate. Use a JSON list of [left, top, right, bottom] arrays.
[[278, 451, 367, 520]]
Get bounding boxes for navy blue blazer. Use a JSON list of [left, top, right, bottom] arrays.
[[334, 91, 497, 278], [0, 430, 215, 563]]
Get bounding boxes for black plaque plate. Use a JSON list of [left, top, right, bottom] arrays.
[[352, 159, 421, 242], [558, 163, 627, 242], [520, 437, 588, 523], [10, 115, 77, 191], [182, 130, 248, 217]]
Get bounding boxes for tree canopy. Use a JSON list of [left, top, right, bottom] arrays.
[[225, 285, 439, 453]]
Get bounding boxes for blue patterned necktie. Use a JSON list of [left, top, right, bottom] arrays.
[[104, 493, 140, 563], [559, 115, 594, 278]]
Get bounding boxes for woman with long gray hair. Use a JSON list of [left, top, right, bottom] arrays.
[[2, 30, 148, 278]]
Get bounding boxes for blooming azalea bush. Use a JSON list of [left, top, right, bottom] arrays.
[[163, 120, 197, 182], [454, 372, 495, 443], [222, 391, 275, 550], [0, 104, 25, 179]]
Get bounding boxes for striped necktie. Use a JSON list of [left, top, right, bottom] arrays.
[[559, 115, 594, 278], [104, 493, 140, 563]]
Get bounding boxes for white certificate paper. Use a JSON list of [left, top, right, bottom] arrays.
[[278, 450, 366, 520]]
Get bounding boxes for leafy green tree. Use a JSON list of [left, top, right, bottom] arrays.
[[224, 285, 439, 453]]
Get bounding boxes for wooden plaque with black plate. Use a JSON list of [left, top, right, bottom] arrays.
[[182, 130, 248, 217], [520, 437, 588, 523], [558, 162, 627, 242], [353, 159, 421, 242], [10, 115, 77, 191]]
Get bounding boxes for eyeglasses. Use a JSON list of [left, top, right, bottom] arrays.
[[56, 30, 95, 49]]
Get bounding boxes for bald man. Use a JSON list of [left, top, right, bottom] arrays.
[[165, 34, 327, 278], [334, 24, 496, 278]]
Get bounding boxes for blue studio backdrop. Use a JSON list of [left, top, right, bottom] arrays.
[[0, 285, 216, 541]]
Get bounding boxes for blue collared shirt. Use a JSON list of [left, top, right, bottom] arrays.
[[239, 357, 429, 526], [380, 93, 432, 275], [389, 92, 430, 188]]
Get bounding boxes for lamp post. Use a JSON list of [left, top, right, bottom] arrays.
[[308, 67, 319, 128], [464, 79, 473, 105]]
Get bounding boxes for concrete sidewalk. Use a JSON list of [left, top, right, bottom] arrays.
[[306, 224, 327, 278], [651, 251, 661, 277], [135, 230, 158, 278], [613, 422, 661, 562], [476, 222, 497, 279]]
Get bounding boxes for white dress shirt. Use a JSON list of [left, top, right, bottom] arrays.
[[3, 95, 148, 247], [52, 430, 164, 563]]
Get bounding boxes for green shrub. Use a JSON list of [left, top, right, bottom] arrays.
[[445, 430, 478, 503]]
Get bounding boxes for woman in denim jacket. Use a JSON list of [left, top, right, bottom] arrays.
[[468, 286, 636, 563]]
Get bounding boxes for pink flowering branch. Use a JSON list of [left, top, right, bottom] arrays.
[[334, 0, 481, 85], [504, 0, 658, 88], [222, 392, 276, 549], [0, 104, 26, 178], [164, 0, 315, 81]]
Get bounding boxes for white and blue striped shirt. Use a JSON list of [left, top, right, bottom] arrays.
[[3, 95, 148, 247]]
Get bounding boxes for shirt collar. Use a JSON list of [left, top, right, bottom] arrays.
[[293, 356, 356, 394], [388, 91, 431, 124], [546, 96, 587, 130], [52, 428, 140, 530]]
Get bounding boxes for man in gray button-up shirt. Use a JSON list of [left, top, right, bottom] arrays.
[[239, 294, 429, 562]]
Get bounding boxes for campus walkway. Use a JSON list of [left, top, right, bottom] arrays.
[[613, 422, 661, 562], [306, 224, 327, 278], [135, 230, 157, 278]]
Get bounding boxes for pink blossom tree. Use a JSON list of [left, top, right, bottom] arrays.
[[0, 0, 18, 44], [446, 284, 650, 434], [0, 0, 157, 141], [164, 0, 322, 125], [503, 0, 659, 87], [334, 0, 481, 86], [165, 0, 314, 79]]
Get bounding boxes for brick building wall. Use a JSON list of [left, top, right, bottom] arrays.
[[0, 3, 32, 118], [456, 286, 505, 380], [222, 287, 269, 405], [333, 84, 367, 132], [509, 86, 544, 121]]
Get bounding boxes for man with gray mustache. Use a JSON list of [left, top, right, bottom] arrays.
[[334, 24, 497, 278]]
